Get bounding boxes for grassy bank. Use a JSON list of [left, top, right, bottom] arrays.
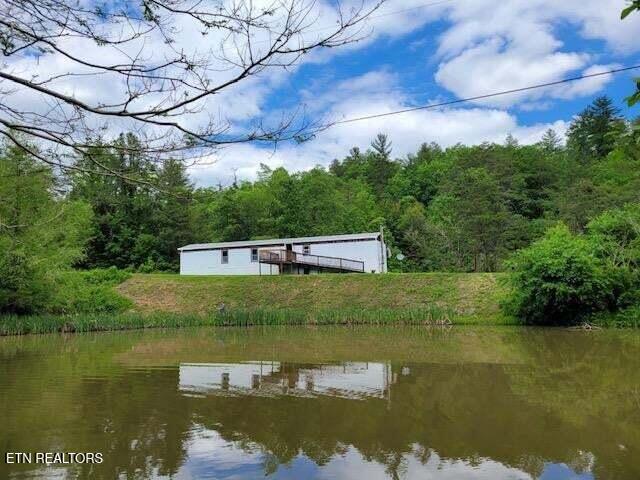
[[0, 272, 514, 335], [119, 272, 510, 322]]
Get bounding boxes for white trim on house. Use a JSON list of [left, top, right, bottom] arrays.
[[178, 232, 381, 252]]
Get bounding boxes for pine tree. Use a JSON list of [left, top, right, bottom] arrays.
[[567, 96, 625, 160], [371, 133, 392, 160], [153, 159, 195, 269], [504, 133, 519, 148], [539, 129, 562, 153], [0, 139, 91, 312], [367, 134, 397, 197]]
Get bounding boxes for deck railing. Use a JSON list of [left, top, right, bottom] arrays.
[[259, 249, 365, 273]]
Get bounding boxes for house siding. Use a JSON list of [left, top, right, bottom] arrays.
[[179, 236, 387, 276], [180, 248, 281, 276]]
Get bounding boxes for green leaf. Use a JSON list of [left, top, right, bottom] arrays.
[[627, 79, 640, 107], [621, 5, 635, 19]]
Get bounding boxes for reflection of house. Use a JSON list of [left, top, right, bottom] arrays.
[[179, 362, 397, 401]]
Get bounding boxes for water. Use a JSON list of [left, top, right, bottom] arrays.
[[1, 326, 639, 479]]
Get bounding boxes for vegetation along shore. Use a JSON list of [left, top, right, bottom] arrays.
[[1, 96, 639, 333], [1, 272, 513, 336], [1, 267, 638, 336]]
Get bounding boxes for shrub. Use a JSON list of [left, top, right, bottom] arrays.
[[504, 224, 617, 325], [46, 268, 132, 314], [587, 205, 640, 309], [79, 266, 131, 286], [0, 250, 50, 314]]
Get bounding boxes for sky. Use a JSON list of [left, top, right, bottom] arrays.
[[4, 0, 640, 186], [188, 0, 640, 186]]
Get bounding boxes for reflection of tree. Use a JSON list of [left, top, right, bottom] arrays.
[[2, 328, 640, 479], [504, 330, 640, 480], [188, 362, 552, 476], [71, 369, 192, 479], [184, 355, 639, 479], [0, 333, 194, 479]]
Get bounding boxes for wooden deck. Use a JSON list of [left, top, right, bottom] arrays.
[[259, 249, 365, 274]]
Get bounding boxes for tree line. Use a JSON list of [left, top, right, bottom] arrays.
[[1, 95, 639, 317], [75, 95, 638, 273], [2, 95, 640, 273]]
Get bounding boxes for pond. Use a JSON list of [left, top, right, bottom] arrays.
[[1, 326, 639, 479]]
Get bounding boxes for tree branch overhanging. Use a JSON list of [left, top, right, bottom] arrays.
[[0, 0, 385, 182]]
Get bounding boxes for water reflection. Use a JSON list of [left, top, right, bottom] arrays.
[[180, 361, 395, 400], [0, 326, 638, 479]]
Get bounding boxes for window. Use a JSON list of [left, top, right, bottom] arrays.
[[221, 249, 229, 264], [251, 248, 258, 262], [303, 244, 310, 255]]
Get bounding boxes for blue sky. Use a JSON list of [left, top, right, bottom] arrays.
[[5, 0, 639, 185], [190, 0, 640, 185]]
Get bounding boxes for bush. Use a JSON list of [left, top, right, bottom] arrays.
[[79, 266, 131, 286], [0, 250, 50, 314], [504, 224, 618, 325], [43, 268, 132, 314]]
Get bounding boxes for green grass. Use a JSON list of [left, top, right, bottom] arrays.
[[0, 271, 517, 335], [0, 304, 517, 336], [590, 305, 640, 328], [48, 267, 132, 314], [118, 272, 510, 323]]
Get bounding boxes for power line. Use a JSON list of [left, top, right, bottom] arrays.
[[333, 64, 640, 125]]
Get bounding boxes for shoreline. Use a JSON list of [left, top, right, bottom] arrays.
[[2, 272, 635, 336], [0, 307, 520, 336]]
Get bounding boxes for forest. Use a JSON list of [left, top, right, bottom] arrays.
[[1, 95, 639, 323], [67, 96, 640, 272]]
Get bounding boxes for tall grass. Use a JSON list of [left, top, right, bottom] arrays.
[[590, 305, 640, 328], [0, 305, 457, 336]]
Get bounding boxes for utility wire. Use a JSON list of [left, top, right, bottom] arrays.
[[333, 64, 640, 125]]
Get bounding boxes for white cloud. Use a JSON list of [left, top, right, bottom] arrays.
[[2, 0, 398, 146], [190, 72, 569, 186], [434, 0, 640, 106], [5, 0, 638, 185], [555, 63, 623, 98], [187, 0, 638, 185], [435, 39, 589, 107], [317, 445, 533, 480]]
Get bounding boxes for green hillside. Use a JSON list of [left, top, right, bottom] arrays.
[[118, 273, 512, 324]]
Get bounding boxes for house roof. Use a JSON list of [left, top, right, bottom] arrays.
[[178, 232, 381, 251]]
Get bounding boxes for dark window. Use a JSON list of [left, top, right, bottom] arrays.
[[221, 249, 229, 264], [251, 248, 258, 262], [303, 244, 310, 255]]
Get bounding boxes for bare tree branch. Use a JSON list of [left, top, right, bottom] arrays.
[[0, 0, 384, 181]]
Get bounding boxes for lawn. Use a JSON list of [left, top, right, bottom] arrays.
[[118, 272, 513, 325]]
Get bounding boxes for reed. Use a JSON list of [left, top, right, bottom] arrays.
[[0, 305, 460, 336], [590, 306, 640, 329]]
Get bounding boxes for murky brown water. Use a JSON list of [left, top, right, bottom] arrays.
[[1, 326, 639, 479]]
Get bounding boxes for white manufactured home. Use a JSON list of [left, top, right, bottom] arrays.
[[178, 232, 388, 275]]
